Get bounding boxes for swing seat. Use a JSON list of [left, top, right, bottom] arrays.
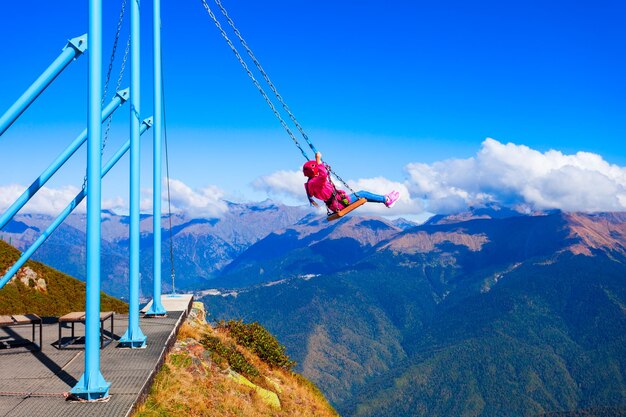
[[327, 198, 367, 221]]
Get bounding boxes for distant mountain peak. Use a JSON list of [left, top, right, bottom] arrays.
[[292, 214, 402, 246], [425, 204, 530, 225], [564, 212, 626, 256], [391, 217, 420, 230], [380, 228, 490, 254]]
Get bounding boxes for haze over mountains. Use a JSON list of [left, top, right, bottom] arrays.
[[1, 200, 310, 298], [2, 201, 626, 416]]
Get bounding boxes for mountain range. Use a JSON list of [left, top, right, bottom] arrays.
[[0, 200, 313, 298], [2, 202, 625, 416], [202, 208, 626, 416]]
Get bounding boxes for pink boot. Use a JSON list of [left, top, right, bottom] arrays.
[[385, 191, 400, 208]]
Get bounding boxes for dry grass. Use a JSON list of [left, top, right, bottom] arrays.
[[134, 320, 339, 417], [177, 321, 204, 341]]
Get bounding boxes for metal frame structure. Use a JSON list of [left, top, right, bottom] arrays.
[[0, 0, 169, 400], [0, 89, 129, 232], [70, 0, 110, 399], [145, 0, 167, 317], [0, 119, 153, 290], [0, 35, 87, 137], [118, 0, 147, 348]]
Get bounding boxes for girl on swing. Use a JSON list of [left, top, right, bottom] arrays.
[[303, 152, 400, 214]]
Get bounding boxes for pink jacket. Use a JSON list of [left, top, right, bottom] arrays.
[[304, 164, 350, 212]]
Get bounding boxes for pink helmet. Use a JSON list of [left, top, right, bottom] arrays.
[[303, 161, 318, 178]]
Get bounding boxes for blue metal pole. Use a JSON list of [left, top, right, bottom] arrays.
[[71, 0, 109, 400], [0, 34, 88, 137], [146, 0, 166, 317], [119, 0, 147, 348], [0, 119, 153, 290], [0, 89, 129, 232]]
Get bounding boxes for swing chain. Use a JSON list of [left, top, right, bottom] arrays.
[[212, 0, 313, 153], [160, 41, 177, 293], [325, 163, 358, 198], [81, 0, 129, 191], [101, 35, 131, 158], [200, 0, 310, 161], [200, 0, 362, 212], [102, 0, 128, 105], [204, 0, 359, 199]]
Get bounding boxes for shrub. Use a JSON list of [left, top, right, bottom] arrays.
[[217, 320, 296, 371], [169, 353, 192, 369], [200, 334, 260, 378]]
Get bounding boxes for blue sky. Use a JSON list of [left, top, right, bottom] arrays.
[[0, 1, 624, 218]]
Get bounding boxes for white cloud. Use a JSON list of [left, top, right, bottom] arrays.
[[102, 196, 128, 213], [0, 184, 85, 216], [252, 170, 423, 216], [406, 138, 626, 213], [0, 184, 131, 217], [0, 179, 229, 219], [4, 139, 623, 221], [254, 138, 626, 216], [164, 179, 228, 218], [252, 170, 304, 200], [346, 177, 422, 216]]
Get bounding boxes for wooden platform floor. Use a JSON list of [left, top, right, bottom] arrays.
[[0, 295, 193, 417]]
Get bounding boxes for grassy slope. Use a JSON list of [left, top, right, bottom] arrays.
[[0, 240, 127, 316], [135, 305, 339, 417]]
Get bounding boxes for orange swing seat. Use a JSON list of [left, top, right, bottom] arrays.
[[327, 198, 367, 221]]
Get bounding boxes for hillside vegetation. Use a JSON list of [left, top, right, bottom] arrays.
[[206, 211, 626, 416], [134, 302, 338, 417], [0, 240, 127, 316], [536, 407, 626, 417], [6, 207, 626, 416]]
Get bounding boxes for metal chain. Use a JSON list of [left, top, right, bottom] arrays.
[[102, 0, 128, 105], [213, 0, 314, 153], [82, 2, 129, 191], [199, 0, 310, 161], [326, 165, 358, 200], [164, 122, 176, 294], [205, 0, 358, 197], [160, 43, 177, 294], [101, 35, 130, 158]]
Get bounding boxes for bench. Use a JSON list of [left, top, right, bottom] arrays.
[[0, 314, 42, 351], [57, 311, 114, 349]]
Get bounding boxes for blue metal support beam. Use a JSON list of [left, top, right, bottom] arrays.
[[71, 0, 109, 400], [0, 118, 153, 290], [145, 0, 167, 317], [0, 89, 129, 232], [0, 34, 88, 137], [119, 0, 147, 348]]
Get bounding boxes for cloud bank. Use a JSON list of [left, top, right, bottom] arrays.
[[406, 138, 626, 213], [251, 170, 305, 199], [254, 138, 626, 215], [0, 184, 126, 216], [0, 179, 228, 219], [160, 179, 228, 218], [2, 139, 624, 220], [252, 170, 422, 216]]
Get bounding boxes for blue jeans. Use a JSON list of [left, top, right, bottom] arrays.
[[348, 190, 386, 204]]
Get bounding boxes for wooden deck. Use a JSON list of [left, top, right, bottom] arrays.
[[0, 295, 193, 417]]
